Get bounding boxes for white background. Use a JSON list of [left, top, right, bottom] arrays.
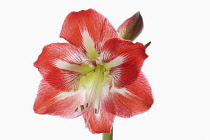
[[1, 0, 209, 140]]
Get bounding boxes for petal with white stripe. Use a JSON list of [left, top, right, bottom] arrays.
[[101, 38, 148, 88], [34, 43, 88, 91], [34, 80, 85, 119], [60, 9, 118, 53], [104, 72, 153, 117], [83, 105, 115, 134]]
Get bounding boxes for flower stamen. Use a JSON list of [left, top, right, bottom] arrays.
[[86, 103, 89, 108], [74, 107, 78, 112], [80, 105, 85, 111], [94, 108, 99, 114], [74, 103, 90, 112]]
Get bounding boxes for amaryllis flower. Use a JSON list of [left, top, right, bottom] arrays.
[[33, 9, 153, 134]]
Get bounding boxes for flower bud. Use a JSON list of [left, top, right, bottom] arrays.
[[117, 11, 144, 41]]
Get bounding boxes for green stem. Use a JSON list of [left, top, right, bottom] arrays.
[[102, 127, 113, 140]]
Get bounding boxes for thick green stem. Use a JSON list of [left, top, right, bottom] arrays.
[[102, 127, 113, 140]]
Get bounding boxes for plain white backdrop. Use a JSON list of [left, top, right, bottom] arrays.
[[1, 0, 209, 140]]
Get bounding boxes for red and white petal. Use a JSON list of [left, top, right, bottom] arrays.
[[104, 72, 153, 118], [34, 80, 85, 119], [60, 9, 118, 53], [102, 38, 148, 88], [83, 106, 115, 134], [34, 43, 85, 91]]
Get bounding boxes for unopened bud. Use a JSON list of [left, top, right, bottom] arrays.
[[117, 11, 144, 41]]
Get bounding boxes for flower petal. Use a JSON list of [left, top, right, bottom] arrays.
[[104, 72, 153, 118], [60, 9, 118, 53], [34, 80, 85, 119], [34, 43, 86, 91], [101, 38, 148, 88], [83, 106, 115, 134]]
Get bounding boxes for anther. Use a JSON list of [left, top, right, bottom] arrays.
[[74, 107, 78, 112], [86, 103, 89, 108], [80, 105, 85, 111], [94, 108, 98, 114]]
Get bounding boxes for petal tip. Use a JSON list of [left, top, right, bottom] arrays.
[[33, 104, 47, 114]]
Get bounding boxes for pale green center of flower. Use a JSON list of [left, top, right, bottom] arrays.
[[75, 60, 110, 113], [74, 33, 111, 113], [55, 31, 125, 115]]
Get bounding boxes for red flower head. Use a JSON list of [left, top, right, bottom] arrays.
[[33, 9, 153, 134]]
